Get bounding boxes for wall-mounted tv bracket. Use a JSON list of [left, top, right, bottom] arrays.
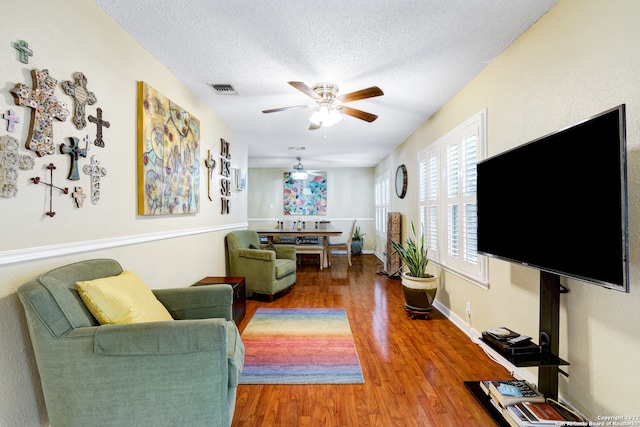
[[538, 272, 570, 399], [31, 163, 69, 217]]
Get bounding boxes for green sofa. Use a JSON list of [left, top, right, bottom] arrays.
[[17, 259, 244, 427], [226, 230, 296, 301]]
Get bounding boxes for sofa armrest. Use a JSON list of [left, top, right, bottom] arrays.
[[237, 248, 276, 261], [92, 318, 227, 356], [274, 244, 296, 261], [154, 286, 233, 321]]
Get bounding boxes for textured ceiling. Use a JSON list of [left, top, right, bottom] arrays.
[[93, 0, 557, 169]]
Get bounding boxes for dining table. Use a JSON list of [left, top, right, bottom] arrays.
[[254, 226, 343, 268]]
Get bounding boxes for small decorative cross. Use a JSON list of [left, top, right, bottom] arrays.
[[60, 137, 88, 180], [72, 187, 86, 208], [31, 163, 69, 217], [14, 40, 33, 64], [88, 107, 110, 147], [3, 110, 20, 132], [61, 72, 97, 130], [0, 135, 35, 198], [11, 69, 70, 157], [82, 155, 107, 204], [204, 149, 217, 201], [82, 134, 93, 149]]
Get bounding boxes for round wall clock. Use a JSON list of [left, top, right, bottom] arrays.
[[395, 164, 407, 199]]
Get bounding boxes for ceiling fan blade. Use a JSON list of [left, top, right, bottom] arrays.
[[338, 86, 384, 103], [262, 105, 311, 114], [308, 122, 321, 130], [288, 81, 321, 100], [341, 106, 378, 122]]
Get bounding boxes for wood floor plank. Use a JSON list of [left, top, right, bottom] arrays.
[[232, 255, 510, 426]]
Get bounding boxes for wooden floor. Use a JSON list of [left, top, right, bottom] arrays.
[[232, 254, 510, 427]]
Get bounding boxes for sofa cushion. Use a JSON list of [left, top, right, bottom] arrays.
[[77, 271, 174, 325], [274, 258, 296, 279]]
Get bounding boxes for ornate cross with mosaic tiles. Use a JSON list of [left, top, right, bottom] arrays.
[[11, 69, 69, 157]]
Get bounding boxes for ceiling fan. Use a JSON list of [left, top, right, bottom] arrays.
[[263, 81, 383, 130]]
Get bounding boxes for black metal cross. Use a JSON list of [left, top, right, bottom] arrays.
[[60, 137, 87, 180], [31, 163, 69, 217], [88, 107, 110, 147]]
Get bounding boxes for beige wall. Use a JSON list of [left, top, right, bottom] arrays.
[[0, 0, 247, 425], [376, 0, 640, 417], [247, 168, 375, 250]]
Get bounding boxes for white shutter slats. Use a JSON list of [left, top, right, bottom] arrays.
[[417, 110, 487, 287]]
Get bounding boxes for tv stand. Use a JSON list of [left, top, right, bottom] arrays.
[[538, 270, 568, 399], [465, 270, 569, 424]]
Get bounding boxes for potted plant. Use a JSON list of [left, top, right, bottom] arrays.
[[351, 226, 365, 256], [390, 222, 437, 316]]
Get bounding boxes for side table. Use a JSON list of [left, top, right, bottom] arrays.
[[191, 276, 246, 325]]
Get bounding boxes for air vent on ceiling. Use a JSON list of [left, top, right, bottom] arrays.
[[210, 84, 238, 95]]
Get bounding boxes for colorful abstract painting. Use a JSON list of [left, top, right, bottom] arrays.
[[283, 171, 327, 215], [137, 82, 200, 215]]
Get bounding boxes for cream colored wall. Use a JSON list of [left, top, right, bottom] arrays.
[[376, 0, 640, 417], [247, 168, 375, 250], [0, 0, 246, 425]]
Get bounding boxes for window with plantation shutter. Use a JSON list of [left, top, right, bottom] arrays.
[[375, 171, 390, 239], [417, 110, 488, 287]]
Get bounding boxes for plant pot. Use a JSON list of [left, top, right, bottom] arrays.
[[351, 238, 363, 256], [400, 272, 437, 311]]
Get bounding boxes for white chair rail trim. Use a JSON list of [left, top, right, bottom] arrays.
[[0, 222, 248, 267]]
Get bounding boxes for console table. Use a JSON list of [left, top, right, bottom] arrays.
[[191, 276, 246, 325]]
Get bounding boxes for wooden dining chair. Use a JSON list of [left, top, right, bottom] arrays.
[[327, 219, 357, 267]]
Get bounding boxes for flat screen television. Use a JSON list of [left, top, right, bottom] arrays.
[[477, 105, 629, 292]]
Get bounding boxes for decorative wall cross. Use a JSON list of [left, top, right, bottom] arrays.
[[3, 110, 20, 132], [11, 69, 70, 157], [83, 155, 107, 204], [31, 163, 69, 217], [62, 72, 97, 130], [0, 135, 35, 198], [88, 107, 110, 147], [60, 137, 87, 180], [204, 149, 217, 201], [72, 187, 86, 208], [14, 40, 33, 64]]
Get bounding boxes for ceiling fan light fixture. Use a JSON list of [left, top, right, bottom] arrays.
[[291, 157, 308, 180], [308, 103, 342, 127]]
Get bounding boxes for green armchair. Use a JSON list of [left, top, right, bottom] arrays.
[[226, 230, 296, 301], [17, 259, 243, 427]]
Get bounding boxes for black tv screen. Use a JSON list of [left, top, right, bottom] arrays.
[[477, 105, 629, 292]]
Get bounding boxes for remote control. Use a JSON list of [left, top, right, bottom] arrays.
[[508, 335, 531, 344]]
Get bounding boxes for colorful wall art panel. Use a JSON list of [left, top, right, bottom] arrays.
[[283, 171, 327, 215], [137, 82, 200, 215]]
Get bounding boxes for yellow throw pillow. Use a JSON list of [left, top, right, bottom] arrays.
[[77, 270, 174, 325]]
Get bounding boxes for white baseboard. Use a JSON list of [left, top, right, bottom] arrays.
[[433, 300, 537, 385]]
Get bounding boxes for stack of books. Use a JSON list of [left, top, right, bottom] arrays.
[[479, 379, 585, 426]]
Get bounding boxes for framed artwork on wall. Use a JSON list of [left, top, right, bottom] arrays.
[[137, 82, 200, 215], [283, 171, 327, 215]]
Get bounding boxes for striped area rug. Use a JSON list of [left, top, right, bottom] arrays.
[[239, 308, 365, 384]]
